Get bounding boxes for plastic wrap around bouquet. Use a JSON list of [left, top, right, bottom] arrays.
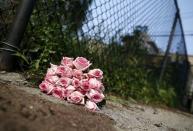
[[39, 57, 105, 111]]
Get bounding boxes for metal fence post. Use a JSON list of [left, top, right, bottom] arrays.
[[0, 0, 36, 71], [159, 11, 179, 81]]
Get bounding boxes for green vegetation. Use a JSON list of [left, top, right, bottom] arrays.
[[1, 0, 185, 108], [22, 24, 179, 107]]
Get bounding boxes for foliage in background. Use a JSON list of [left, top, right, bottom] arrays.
[[2, 0, 184, 108], [23, 24, 178, 107]]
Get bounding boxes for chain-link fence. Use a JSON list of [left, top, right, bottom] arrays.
[[0, 0, 189, 107]]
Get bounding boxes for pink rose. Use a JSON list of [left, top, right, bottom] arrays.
[[63, 85, 76, 98], [52, 86, 63, 99], [46, 63, 58, 76], [39, 81, 54, 94], [67, 91, 84, 104], [80, 79, 90, 92], [72, 78, 80, 88], [39, 56, 106, 109], [57, 77, 72, 88], [73, 57, 92, 71], [88, 69, 103, 79], [85, 100, 99, 111], [56, 65, 72, 78], [89, 78, 102, 91], [61, 57, 74, 67], [76, 87, 87, 95], [86, 89, 105, 103], [45, 75, 59, 84], [73, 69, 83, 79]]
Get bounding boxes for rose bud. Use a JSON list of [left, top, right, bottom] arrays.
[[76, 87, 87, 95], [89, 78, 102, 91], [56, 65, 72, 78], [80, 79, 90, 92], [57, 77, 72, 88], [52, 86, 63, 99], [63, 85, 76, 98], [88, 69, 103, 79], [73, 57, 92, 71], [61, 57, 74, 68], [45, 75, 59, 84], [39, 81, 54, 94], [67, 91, 84, 104], [72, 69, 83, 80], [85, 100, 99, 111], [46, 63, 58, 77], [86, 89, 105, 103], [72, 77, 80, 88]]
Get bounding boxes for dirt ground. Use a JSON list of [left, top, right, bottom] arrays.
[[0, 83, 115, 131], [1, 72, 193, 131]]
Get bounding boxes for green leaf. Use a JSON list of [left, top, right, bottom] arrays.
[[29, 47, 40, 53], [35, 59, 40, 70], [13, 52, 29, 65]]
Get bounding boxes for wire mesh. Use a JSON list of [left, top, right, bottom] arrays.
[[0, 0, 186, 54], [79, 0, 177, 52], [0, 0, 189, 97]]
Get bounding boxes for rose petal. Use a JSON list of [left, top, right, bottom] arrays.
[[89, 78, 102, 91], [88, 69, 103, 79], [61, 57, 74, 67], [67, 91, 84, 104], [46, 63, 58, 77], [56, 65, 72, 78], [73, 69, 83, 79], [86, 89, 105, 103], [73, 57, 92, 71], [52, 86, 64, 99], [39, 81, 55, 94], [85, 100, 99, 111], [45, 75, 59, 84], [56, 77, 72, 88], [80, 79, 90, 92]]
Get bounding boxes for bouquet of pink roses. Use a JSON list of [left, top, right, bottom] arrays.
[[39, 57, 105, 111]]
